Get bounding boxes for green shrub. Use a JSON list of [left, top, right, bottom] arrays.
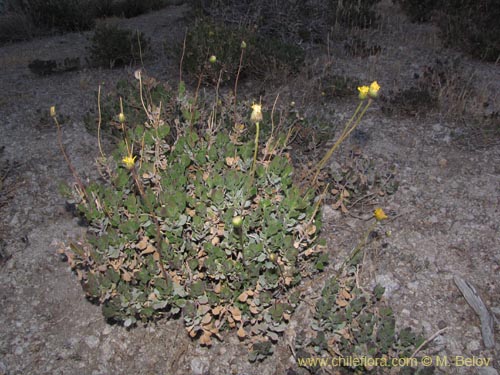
[[61, 76, 325, 359], [0, 11, 34, 44], [296, 254, 425, 373], [398, 0, 500, 62], [182, 18, 305, 84], [332, 0, 381, 29], [87, 22, 149, 68], [19, 0, 97, 32], [437, 0, 500, 61], [396, 0, 439, 23], [110, 0, 168, 18], [194, 0, 381, 44]]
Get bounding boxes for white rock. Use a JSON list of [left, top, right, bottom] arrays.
[[375, 274, 400, 297], [477, 368, 499, 375], [84, 335, 100, 349], [190, 357, 210, 375]]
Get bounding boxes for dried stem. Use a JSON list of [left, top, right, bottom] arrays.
[[52, 113, 88, 201]]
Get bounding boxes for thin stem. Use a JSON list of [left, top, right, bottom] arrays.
[[179, 28, 187, 84], [233, 47, 245, 125], [53, 115, 88, 201], [312, 99, 372, 184], [249, 121, 260, 186], [190, 73, 203, 128], [97, 85, 104, 158]]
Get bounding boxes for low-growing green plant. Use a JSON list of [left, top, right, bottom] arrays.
[[55, 65, 382, 360], [87, 22, 149, 68], [295, 211, 427, 374], [58, 72, 329, 359]]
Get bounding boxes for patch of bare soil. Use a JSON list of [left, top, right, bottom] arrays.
[[0, 2, 498, 375]]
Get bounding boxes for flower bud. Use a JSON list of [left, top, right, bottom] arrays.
[[232, 216, 243, 228], [250, 103, 262, 124], [118, 112, 126, 123], [50, 106, 56, 118], [209, 55, 217, 64], [241, 41, 247, 49]]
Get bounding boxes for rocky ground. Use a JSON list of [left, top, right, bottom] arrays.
[[0, 2, 499, 375]]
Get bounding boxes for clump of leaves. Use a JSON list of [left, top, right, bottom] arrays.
[[296, 262, 427, 373], [62, 74, 324, 360], [181, 17, 305, 84], [87, 22, 149, 69]]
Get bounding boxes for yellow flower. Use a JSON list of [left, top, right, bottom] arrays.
[[368, 81, 380, 99], [50, 106, 56, 117], [250, 103, 263, 124], [241, 41, 247, 49], [374, 208, 388, 221], [122, 155, 136, 170], [358, 86, 369, 100]]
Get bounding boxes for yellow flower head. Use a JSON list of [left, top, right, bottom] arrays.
[[50, 106, 56, 118], [368, 81, 380, 99], [250, 103, 263, 124], [358, 86, 369, 100], [374, 208, 388, 221], [122, 155, 136, 170]]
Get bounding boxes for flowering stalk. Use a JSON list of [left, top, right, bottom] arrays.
[[233, 41, 246, 125], [51, 106, 89, 201], [249, 103, 263, 183], [336, 207, 388, 277], [312, 81, 380, 184]]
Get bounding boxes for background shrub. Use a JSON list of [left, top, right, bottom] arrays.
[[19, 0, 97, 32], [182, 18, 305, 84], [1, 0, 171, 35], [397, 0, 500, 61], [194, 0, 381, 45], [87, 22, 149, 68], [0, 11, 34, 44]]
